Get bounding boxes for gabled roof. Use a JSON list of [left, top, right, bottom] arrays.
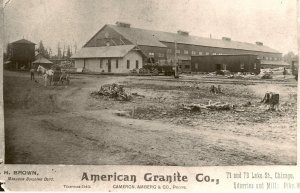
[[72, 45, 140, 59], [107, 24, 280, 54], [33, 54, 53, 64], [11, 38, 35, 45]]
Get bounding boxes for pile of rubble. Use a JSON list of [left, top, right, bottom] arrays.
[[182, 100, 231, 112], [91, 83, 132, 101]]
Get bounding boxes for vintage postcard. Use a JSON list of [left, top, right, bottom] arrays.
[[0, 0, 299, 192]]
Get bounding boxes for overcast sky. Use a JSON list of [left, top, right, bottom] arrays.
[[3, 0, 298, 55]]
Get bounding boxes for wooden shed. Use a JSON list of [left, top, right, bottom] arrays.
[[191, 54, 261, 74], [32, 54, 53, 69]]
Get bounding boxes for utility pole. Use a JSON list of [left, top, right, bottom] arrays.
[[174, 41, 179, 78]]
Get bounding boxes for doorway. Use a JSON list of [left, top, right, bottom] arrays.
[[215, 64, 221, 71], [108, 59, 111, 72]]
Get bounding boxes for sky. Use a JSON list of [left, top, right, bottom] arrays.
[[3, 0, 299, 55]]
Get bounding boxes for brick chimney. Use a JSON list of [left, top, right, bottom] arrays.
[[116, 21, 131, 28], [222, 37, 231, 41], [177, 30, 189, 36]]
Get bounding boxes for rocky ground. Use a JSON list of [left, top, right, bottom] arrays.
[[4, 70, 297, 165]]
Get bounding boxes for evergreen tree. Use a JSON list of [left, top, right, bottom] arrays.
[[57, 42, 62, 59]]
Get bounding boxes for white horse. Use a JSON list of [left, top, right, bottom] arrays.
[[37, 65, 54, 86]]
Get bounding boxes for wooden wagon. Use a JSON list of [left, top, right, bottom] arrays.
[[52, 70, 70, 85]]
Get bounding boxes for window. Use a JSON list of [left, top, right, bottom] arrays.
[[167, 49, 172, 53], [240, 63, 245, 69], [191, 51, 196, 55], [223, 64, 227, 70], [175, 49, 180, 54], [206, 52, 210, 55], [266, 57, 268, 60], [116, 59, 119, 69], [158, 53, 165, 57], [254, 63, 257, 69], [199, 52, 203, 55], [149, 52, 154, 57], [185, 65, 190, 69], [212, 53, 217, 55], [195, 63, 198, 69], [184, 50, 188, 54], [136, 60, 139, 69], [99, 59, 103, 68], [127, 60, 130, 69]]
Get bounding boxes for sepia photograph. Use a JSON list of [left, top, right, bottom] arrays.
[[2, 0, 298, 167]]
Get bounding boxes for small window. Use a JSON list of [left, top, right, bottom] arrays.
[[116, 59, 119, 69], [199, 52, 203, 55], [184, 50, 188, 54], [212, 53, 216, 55], [191, 51, 196, 55], [195, 63, 198, 69], [136, 60, 139, 69], [127, 60, 130, 69], [158, 53, 164, 57], [185, 65, 190, 69], [206, 52, 210, 55], [175, 50, 180, 54], [240, 63, 245, 69], [254, 63, 257, 69], [99, 59, 103, 68], [149, 52, 154, 57]]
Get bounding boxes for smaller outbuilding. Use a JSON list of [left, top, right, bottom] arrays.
[[72, 45, 146, 73], [32, 53, 53, 69], [191, 54, 260, 74]]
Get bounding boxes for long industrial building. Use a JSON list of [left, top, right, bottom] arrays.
[[73, 22, 283, 73]]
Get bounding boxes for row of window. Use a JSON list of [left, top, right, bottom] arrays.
[[193, 63, 257, 70], [165, 49, 282, 61], [99, 59, 139, 69]]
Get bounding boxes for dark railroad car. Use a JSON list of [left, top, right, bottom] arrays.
[[191, 54, 261, 74]]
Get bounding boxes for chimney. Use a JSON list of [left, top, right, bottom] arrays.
[[256, 41, 263, 46], [116, 21, 131, 28], [222, 37, 231, 41], [177, 30, 189, 36]]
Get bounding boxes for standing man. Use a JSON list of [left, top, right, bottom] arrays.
[[283, 67, 287, 79], [30, 67, 35, 81]]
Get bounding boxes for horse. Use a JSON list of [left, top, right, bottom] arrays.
[[37, 65, 54, 86]]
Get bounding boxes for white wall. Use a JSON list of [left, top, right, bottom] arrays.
[[74, 51, 143, 73], [75, 59, 84, 68]]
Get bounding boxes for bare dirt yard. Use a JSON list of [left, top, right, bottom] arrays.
[[4, 70, 297, 166]]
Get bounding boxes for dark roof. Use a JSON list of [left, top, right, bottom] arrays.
[[72, 45, 141, 59], [11, 39, 35, 45], [107, 24, 280, 54]]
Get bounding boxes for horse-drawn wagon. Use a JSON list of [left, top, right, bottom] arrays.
[[37, 65, 70, 86]]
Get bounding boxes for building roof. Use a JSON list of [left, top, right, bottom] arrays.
[[107, 24, 280, 54], [33, 54, 53, 64], [260, 60, 290, 66], [11, 38, 35, 45], [72, 45, 140, 59]]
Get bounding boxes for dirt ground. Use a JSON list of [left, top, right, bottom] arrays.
[[4, 70, 297, 166]]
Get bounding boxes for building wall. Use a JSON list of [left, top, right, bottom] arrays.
[[191, 55, 261, 74], [75, 59, 84, 68], [10, 43, 35, 62], [74, 51, 143, 73], [162, 42, 282, 63]]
